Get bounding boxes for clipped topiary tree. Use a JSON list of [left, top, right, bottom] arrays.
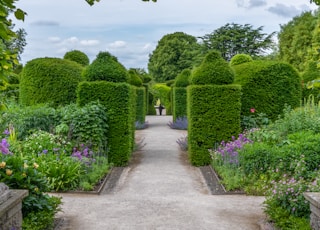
[[188, 51, 241, 166], [191, 50, 234, 85], [172, 69, 191, 121], [230, 54, 253, 66], [233, 60, 302, 120], [64, 50, 90, 67], [20, 57, 84, 107], [128, 69, 143, 87], [83, 51, 129, 82]]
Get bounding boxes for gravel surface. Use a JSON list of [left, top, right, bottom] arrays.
[[54, 115, 266, 230]]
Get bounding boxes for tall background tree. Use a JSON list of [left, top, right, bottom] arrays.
[[148, 32, 202, 82], [199, 23, 276, 61], [278, 11, 317, 72]]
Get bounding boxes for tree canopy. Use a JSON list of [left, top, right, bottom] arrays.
[[148, 32, 202, 82], [199, 23, 276, 61]]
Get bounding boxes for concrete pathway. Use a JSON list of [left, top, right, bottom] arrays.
[[55, 115, 265, 230]]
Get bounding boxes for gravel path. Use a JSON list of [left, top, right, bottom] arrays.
[[54, 115, 265, 230]]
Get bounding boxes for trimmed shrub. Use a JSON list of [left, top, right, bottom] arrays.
[[128, 69, 143, 87], [233, 60, 302, 120], [63, 50, 90, 66], [147, 92, 156, 115], [172, 87, 187, 121], [175, 69, 191, 87], [191, 51, 234, 85], [20, 57, 84, 107], [135, 86, 146, 124], [230, 54, 253, 66], [77, 81, 135, 166], [82, 51, 129, 83], [188, 85, 242, 166]]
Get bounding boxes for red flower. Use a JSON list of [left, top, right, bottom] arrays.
[[250, 108, 255, 113]]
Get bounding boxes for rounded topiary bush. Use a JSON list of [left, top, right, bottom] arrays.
[[175, 69, 191, 87], [63, 50, 90, 67], [230, 54, 253, 66], [191, 50, 234, 85], [20, 57, 84, 107], [128, 69, 143, 87], [233, 60, 302, 120], [83, 51, 129, 83]]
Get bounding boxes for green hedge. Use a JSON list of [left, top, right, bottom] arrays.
[[64, 50, 90, 67], [20, 57, 84, 107], [77, 81, 135, 166], [188, 85, 241, 166], [150, 83, 172, 115], [172, 87, 187, 121], [191, 51, 234, 85], [82, 52, 129, 83], [233, 61, 302, 120], [135, 86, 146, 123], [147, 91, 156, 115]]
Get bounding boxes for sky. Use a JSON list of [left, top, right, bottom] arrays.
[[12, 0, 318, 70]]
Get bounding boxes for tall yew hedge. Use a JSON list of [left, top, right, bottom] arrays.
[[188, 51, 241, 166], [77, 81, 135, 166]]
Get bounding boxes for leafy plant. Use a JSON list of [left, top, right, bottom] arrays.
[[176, 135, 188, 151], [167, 116, 188, 130]]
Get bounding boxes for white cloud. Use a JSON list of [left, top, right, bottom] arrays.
[[80, 40, 100, 46], [108, 41, 127, 49], [267, 3, 301, 18], [48, 36, 61, 43]]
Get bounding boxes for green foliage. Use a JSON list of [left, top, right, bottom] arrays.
[[64, 50, 90, 66], [22, 196, 62, 230], [135, 86, 146, 123], [278, 11, 317, 72], [56, 101, 108, 150], [174, 69, 191, 87], [230, 54, 253, 66], [19, 57, 84, 107], [233, 60, 302, 120], [147, 91, 156, 115], [128, 69, 143, 87], [172, 87, 187, 121], [199, 23, 276, 61], [188, 85, 241, 166], [83, 51, 129, 83], [191, 51, 234, 85], [148, 32, 203, 82], [77, 81, 135, 166], [150, 83, 172, 115], [0, 104, 59, 140]]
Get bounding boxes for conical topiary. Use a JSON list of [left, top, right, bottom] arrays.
[[83, 51, 129, 83], [191, 50, 234, 85], [175, 69, 191, 87]]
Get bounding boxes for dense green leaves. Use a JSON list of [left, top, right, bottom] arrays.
[[191, 51, 234, 85], [64, 50, 90, 66], [200, 23, 276, 61], [148, 32, 202, 82]]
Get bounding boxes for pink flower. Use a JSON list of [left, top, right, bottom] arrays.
[[250, 108, 256, 113]]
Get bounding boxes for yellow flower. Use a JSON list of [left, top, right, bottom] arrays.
[[22, 173, 27, 177], [6, 169, 12, 176], [23, 163, 28, 169], [0, 162, 6, 169], [33, 163, 39, 169], [34, 187, 39, 192]]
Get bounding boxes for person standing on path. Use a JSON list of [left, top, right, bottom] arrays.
[[158, 104, 164, 115]]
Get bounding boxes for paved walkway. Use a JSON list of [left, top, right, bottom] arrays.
[[55, 116, 265, 230]]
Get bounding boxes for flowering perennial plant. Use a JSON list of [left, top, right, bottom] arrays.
[[211, 133, 253, 166], [71, 143, 95, 166]]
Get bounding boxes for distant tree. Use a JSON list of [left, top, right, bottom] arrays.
[[148, 32, 203, 82], [311, 0, 320, 5], [199, 23, 276, 61], [278, 11, 317, 72], [4, 27, 27, 62]]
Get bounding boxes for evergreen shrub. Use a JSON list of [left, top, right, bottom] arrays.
[[82, 51, 129, 83], [188, 85, 241, 166], [230, 54, 253, 66], [135, 86, 146, 124], [191, 50, 234, 85], [175, 69, 191, 87], [233, 61, 302, 120], [19, 57, 84, 107], [77, 81, 135, 166], [172, 87, 187, 121], [63, 50, 90, 66], [128, 69, 143, 87]]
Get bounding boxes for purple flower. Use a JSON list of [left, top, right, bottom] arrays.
[[0, 138, 11, 155], [3, 129, 9, 135], [42, 149, 48, 154]]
